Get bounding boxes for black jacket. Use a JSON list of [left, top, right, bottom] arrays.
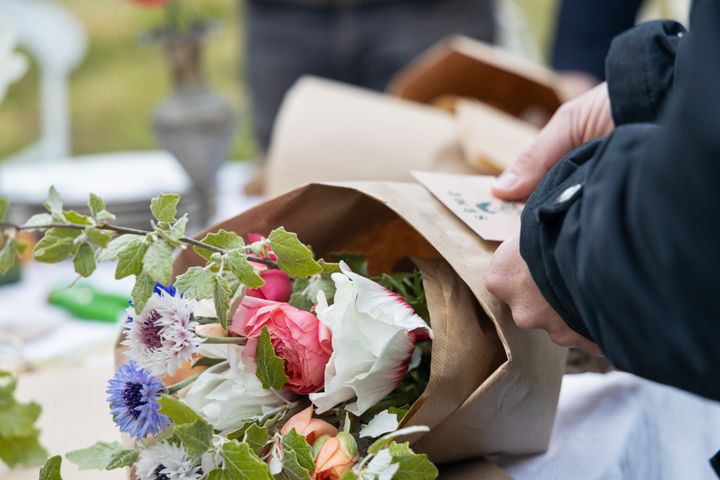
[[521, 0, 720, 402]]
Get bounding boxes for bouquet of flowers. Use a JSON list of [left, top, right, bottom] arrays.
[[2, 180, 566, 480]]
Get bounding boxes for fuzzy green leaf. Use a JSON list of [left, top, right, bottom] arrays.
[[157, 394, 201, 426], [132, 273, 155, 312], [98, 234, 143, 262], [0, 196, 8, 222], [0, 400, 41, 437], [175, 267, 216, 300], [39, 455, 63, 480], [43, 186, 63, 216], [86, 228, 113, 248], [281, 429, 314, 479], [63, 210, 92, 226], [289, 276, 335, 311], [150, 193, 180, 223], [318, 259, 341, 275], [328, 252, 368, 276], [168, 215, 189, 241], [73, 242, 97, 278], [209, 441, 273, 480], [66, 441, 136, 471], [33, 228, 81, 263], [114, 238, 148, 279], [226, 250, 264, 289], [194, 230, 245, 261], [0, 240, 16, 275], [88, 193, 105, 218], [0, 434, 47, 468], [391, 452, 438, 480], [23, 213, 53, 229], [175, 420, 214, 457], [255, 327, 288, 390], [143, 240, 174, 285], [214, 275, 230, 330], [243, 424, 269, 455], [268, 228, 321, 278]]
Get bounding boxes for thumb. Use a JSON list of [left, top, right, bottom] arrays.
[[492, 106, 576, 201]]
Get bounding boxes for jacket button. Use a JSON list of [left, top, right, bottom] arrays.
[[553, 184, 582, 205]]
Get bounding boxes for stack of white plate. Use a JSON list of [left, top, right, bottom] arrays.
[[0, 151, 207, 231]]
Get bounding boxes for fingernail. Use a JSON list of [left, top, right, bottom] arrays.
[[494, 171, 519, 190]]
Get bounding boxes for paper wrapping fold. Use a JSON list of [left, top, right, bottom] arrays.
[[172, 181, 567, 471]]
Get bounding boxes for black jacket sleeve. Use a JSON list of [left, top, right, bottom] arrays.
[[521, 0, 720, 401], [551, 0, 643, 80]]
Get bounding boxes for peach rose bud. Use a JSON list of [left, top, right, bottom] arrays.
[[280, 406, 338, 445], [312, 432, 357, 480]]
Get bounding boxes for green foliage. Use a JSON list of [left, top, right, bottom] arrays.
[[143, 239, 174, 284], [175, 420, 214, 457], [97, 234, 142, 262], [33, 228, 81, 263], [150, 193, 180, 223], [157, 394, 202, 426], [194, 229, 245, 261], [131, 272, 155, 312], [289, 275, 336, 311], [73, 242, 97, 277], [114, 237, 148, 279], [386, 442, 438, 480], [0, 238, 26, 275], [329, 252, 369, 277], [225, 251, 264, 289], [280, 429, 315, 480], [175, 266, 216, 300], [378, 270, 429, 323], [65, 441, 137, 470], [0, 196, 8, 222], [0, 371, 47, 469], [207, 441, 273, 480], [255, 327, 288, 390], [39, 455, 63, 480], [268, 227, 322, 278], [242, 423, 269, 455], [214, 275, 230, 330]]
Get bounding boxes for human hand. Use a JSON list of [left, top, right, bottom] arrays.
[[486, 235, 602, 354], [492, 82, 613, 201]]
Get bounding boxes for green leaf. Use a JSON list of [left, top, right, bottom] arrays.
[[328, 252, 368, 276], [339, 472, 358, 480], [0, 434, 47, 468], [114, 238, 148, 279], [242, 424, 269, 456], [255, 326, 288, 390], [73, 242, 97, 278], [194, 230, 245, 261], [168, 215, 189, 241], [157, 395, 201, 426], [391, 452, 438, 480], [150, 193, 180, 223], [268, 227, 322, 278], [86, 228, 113, 248], [212, 441, 273, 480], [175, 267, 216, 300], [0, 400, 41, 437], [0, 371, 17, 405], [0, 196, 8, 222], [43, 186, 63, 216], [63, 210, 92, 226], [226, 250, 264, 289], [318, 259, 341, 275], [97, 234, 143, 262], [66, 441, 136, 471], [143, 240, 174, 285], [175, 419, 214, 457], [281, 429, 314, 479], [23, 213, 53, 229], [39, 455, 63, 480], [132, 273, 155, 312], [288, 276, 335, 311], [0, 240, 16, 275], [214, 275, 230, 330], [105, 448, 139, 470], [88, 193, 105, 218], [33, 228, 81, 263]]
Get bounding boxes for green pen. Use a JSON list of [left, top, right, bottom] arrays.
[[48, 283, 130, 323]]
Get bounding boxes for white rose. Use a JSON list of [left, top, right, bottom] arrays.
[[183, 344, 289, 432], [309, 263, 432, 415]]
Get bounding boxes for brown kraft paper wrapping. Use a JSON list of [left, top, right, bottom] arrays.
[[166, 181, 566, 474]]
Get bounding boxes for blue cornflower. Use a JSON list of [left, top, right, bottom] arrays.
[[107, 361, 169, 439]]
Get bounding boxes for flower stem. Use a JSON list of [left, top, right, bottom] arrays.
[[199, 335, 247, 345], [0, 221, 278, 268], [165, 373, 200, 395]]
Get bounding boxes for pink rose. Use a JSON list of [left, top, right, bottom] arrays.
[[230, 296, 332, 394], [246, 269, 292, 302]]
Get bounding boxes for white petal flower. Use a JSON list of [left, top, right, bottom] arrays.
[[135, 442, 201, 480], [309, 263, 432, 415], [184, 344, 289, 432], [123, 285, 202, 377], [359, 410, 399, 439]]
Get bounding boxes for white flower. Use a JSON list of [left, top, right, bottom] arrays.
[[309, 262, 432, 415], [135, 442, 201, 480], [123, 285, 202, 377], [0, 22, 28, 104], [183, 344, 289, 432]]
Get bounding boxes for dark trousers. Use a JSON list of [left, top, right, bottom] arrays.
[[244, 0, 496, 152]]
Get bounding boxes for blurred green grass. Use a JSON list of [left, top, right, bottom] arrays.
[[0, 0, 556, 161]]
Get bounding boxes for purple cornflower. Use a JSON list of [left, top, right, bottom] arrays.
[[107, 361, 169, 439]]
